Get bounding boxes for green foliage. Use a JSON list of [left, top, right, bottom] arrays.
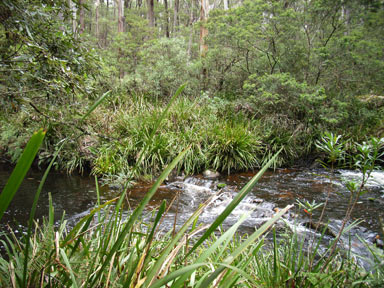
[[1, 0, 383, 175], [0, 0, 105, 174], [90, 96, 266, 182], [244, 73, 327, 125], [316, 132, 346, 168], [126, 37, 200, 99], [354, 137, 384, 174], [205, 0, 384, 153], [0, 0, 98, 106], [0, 118, 34, 163], [0, 129, 45, 222], [250, 230, 368, 287], [206, 122, 261, 174], [1, 143, 382, 287]]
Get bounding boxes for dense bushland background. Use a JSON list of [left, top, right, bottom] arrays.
[[1, 0, 383, 182]]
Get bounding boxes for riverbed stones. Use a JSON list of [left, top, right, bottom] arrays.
[[203, 170, 220, 179], [373, 235, 384, 249], [303, 221, 338, 238]]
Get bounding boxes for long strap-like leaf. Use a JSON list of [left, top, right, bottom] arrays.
[[89, 148, 189, 287], [81, 91, 111, 122], [0, 128, 45, 222], [185, 148, 282, 259], [163, 210, 254, 287], [23, 142, 65, 286], [200, 204, 293, 287]]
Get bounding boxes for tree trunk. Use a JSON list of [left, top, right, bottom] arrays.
[[187, 0, 195, 58], [199, 0, 208, 56], [68, 0, 77, 34], [173, 0, 179, 33], [117, 0, 124, 79], [223, 0, 228, 10], [95, 0, 100, 40], [79, 0, 85, 34], [117, 0, 124, 33], [147, 0, 155, 27], [164, 0, 170, 37]]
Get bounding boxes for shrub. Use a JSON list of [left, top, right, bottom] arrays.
[[125, 37, 200, 100]]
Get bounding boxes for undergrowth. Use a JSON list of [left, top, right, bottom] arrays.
[[1, 91, 382, 184]]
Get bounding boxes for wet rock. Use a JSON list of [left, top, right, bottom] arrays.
[[309, 160, 323, 169], [367, 233, 377, 242], [303, 221, 337, 238], [184, 183, 212, 193], [167, 182, 184, 189], [165, 171, 185, 184], [203, 170, 220, 179], [373, 236, 384, 249], [249, 198, 263, 204], [289, 212, 299, 219], [109, 183, 123, 190]]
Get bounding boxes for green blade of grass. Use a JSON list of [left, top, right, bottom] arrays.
[[90, 147, 189, 287], [143, 194, 215, 287], [48, 192, 54, 226], [132, 84, 186, 177], [202, 262, 255, 287], [186, 148, 282, 259], [62, 197, 118, 245], [145, 200, 167, 247], [81, 90, 111, 122], [149, 263, 208, 288], [220, 240, 264, 288], [0, 128, 45, 222], [23, 142, 64, 286], [60, 248, 79, 288], [170, 210, 254, 287], [128, 201, 168, 286], [200, 204, 293, 287]]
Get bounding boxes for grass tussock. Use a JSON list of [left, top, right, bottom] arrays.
[[89, 96, 265, 183], [1, 200, 382, 287]]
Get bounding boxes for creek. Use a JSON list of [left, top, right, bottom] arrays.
[[1, 163, 383, 263]]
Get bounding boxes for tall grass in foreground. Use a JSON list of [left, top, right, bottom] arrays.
[[0, 128, 293, 287], [1, 140, 382, 288]]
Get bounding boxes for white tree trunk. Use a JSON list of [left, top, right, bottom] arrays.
[[95, 0, 100, 38], [68, 0, 77, 34], [223, 0, 228, 10]]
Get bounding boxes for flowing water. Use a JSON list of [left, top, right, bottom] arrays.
[[1, 163, 383, 262]]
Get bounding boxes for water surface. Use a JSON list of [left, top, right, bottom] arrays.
[[1, 164, 383, 257]]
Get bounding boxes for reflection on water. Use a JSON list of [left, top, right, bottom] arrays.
[[0, 163, 114, 236]]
